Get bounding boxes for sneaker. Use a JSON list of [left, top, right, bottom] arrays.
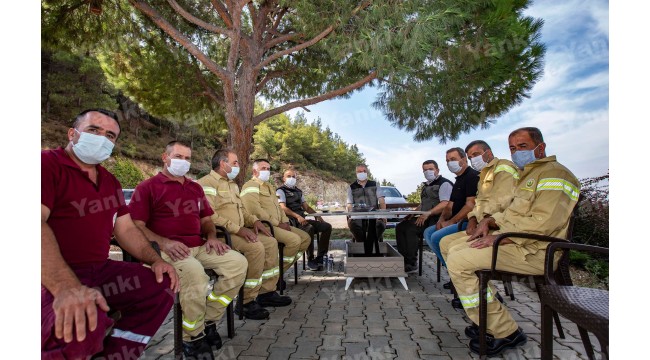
[[182, 332, 215, 360], [306, 259, 322, 271], [469, 327, 527, 356], [256, 291, 292, 307], [234, 300, 270, 320], [404, 264, 418, 274], [204, 321, 222, 350]]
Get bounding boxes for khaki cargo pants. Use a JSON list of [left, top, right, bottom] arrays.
[[272, 226, 311, 271], [230, 233, 279, 303]]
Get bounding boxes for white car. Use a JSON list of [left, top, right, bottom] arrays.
[[379, 186, 409, 226]]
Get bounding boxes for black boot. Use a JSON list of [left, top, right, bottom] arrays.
[[234, 300, 270, 320], [182, 331, 214, 360], [204, 321, 223, 350]]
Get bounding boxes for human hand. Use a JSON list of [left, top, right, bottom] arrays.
[[237, 227, 258, 242], [151, 260, 180, 293], [254, 220, 273, 237], [414, 212, 430, 227], [469, 234, 498, 249], [205, 238, 230, 255], [52, 285, 110, 343], [297, 215, 309, 226], [468, 219, 491, 242], [278, 222, 291, 231], [160, 238, 191, 262], [465, 218, 478, 236]]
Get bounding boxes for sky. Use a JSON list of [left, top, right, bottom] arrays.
[[288, 0, 609, 196]]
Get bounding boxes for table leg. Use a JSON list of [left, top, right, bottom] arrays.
[[345, 277, 354, 290], [398, 277, 408, 290]]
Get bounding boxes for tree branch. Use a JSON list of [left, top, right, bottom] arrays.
[[265, 32, 299, 50], [256, 25, 334, 70], [253, 71, 377, 124], [256, 69, 291, 92], [210, 0, 233, 28], [129, 0, 231, 83], [166, 0, 232, 37]]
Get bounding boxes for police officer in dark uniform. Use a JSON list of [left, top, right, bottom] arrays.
[[277, 169, 332, 270], [395, 160, 453, 273], [346, 164, 386, 256]]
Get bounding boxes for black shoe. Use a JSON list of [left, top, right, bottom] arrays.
[[469, 328, 527, 356], [464, 323, 494, 341], [204, 321, 223, 350], [276, 278, 287, 292], [443, 281, 452, 289], [451, 297, 463, 309], [234, 300, 270, 320], [182, 332, 215, 360], [404, 264, 418, 274], [256, 291, 292, 307], [306, 259, 321, 271]]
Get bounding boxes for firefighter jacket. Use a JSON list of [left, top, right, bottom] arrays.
[[491, 156, 580, 257], [240, 177, 289, 226], [467, 158, 520, 222], [197, 170, 259, 235]]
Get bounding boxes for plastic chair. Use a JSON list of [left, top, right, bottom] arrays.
[[539, 242, 608, 360]]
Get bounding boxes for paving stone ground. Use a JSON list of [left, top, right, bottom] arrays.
[[141, 240, 604, 359]]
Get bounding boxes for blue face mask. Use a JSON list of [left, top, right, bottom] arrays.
[[226, 164, 240, 180], [72, 129, 115, 164], [511, 144, 540, 169]]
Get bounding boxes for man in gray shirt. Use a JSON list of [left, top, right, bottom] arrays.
[[346, 164, 386, 255]]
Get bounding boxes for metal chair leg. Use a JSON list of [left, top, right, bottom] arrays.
[[436, 257, 441, 283], [226, 302, 235, 339], [418, 234, 423, 276], [173, 294, 183, 359], [578, 326, 596, 360], [478, 272, 489, 359], [238, 287, 244, 320], [279, 243, 285, 295], [540, 303, 554, 360]]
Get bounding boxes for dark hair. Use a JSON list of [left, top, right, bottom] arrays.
[[509, 127, 544, 145], [211, 148, 234, 170], [252, 158, 270, 170], [165, 140, 191, 154], [446, 147, 466, 159], [422, 160, 438, 169], [72, 108, 120, 132], [465, 140, 491, 154]]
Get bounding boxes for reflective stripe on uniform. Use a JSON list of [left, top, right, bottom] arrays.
[[494, 164, 520, 179], [207, 294, 232, 307], [202, 186, 217, 196], [283, 255, 295, 263], [261, 266, 280, 279], [244, 278, 261, 288], [536, 178, 579, 201], [240, 187, 260, 197], [458, 287, 495, 309], [111, 329, 151, 344], [182, 315, 204, 331]]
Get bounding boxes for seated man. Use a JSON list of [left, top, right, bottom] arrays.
[[241, 159, 311, 283], [129, 141, 248, 360], [346, 164, 386, 256], [198, 149, 290, 320], [395, 160, 452, 273], [277, 169, 333, 271], [41, 109, 178, 360], [423, 147, 479, 266], [445, 127, 580, 356]]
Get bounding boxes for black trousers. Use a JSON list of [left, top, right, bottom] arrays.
[[290, 218, 332, 260], [395, 217, 434, 266], [349, 219, 386, 255]]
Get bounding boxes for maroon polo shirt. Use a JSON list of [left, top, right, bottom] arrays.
[[41, 147, 129, 266], [129, 172, 214, 248]]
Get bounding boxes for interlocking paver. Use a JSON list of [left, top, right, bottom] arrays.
[[143, 244, 591, 359]]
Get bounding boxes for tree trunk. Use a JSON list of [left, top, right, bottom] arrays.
[[227, 117, 254, 188]]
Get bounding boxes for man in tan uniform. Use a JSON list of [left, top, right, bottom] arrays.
[[240, 159, 311, 289], [445, 128, 580, 356], [198, 149, 292, 321]]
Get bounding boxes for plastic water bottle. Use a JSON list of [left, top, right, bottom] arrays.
[[328, 254, 334, 272], [323, 253, 329, 272]]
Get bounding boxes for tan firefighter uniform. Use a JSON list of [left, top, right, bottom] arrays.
[[445, 156, 580, 338], [440, 158, 520, 258], [240, 177, 311, 271], [197, 171, 280, 304]]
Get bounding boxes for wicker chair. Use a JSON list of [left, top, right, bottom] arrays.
[[539, 242, 608, 360]]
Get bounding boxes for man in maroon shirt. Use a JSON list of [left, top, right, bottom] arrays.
[[41, 109, 179, 360], [129, 141, 247, 360]]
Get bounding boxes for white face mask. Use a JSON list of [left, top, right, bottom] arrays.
[[168, 158, 191, 177], [447, 160, 462, 174], [226, 164, 240, 180], [72, 129, 115, 165], [424, 170, 438, 182], [285, 177, 297, 187], [356, 172, 368, 181], [258, 170, 271, 182], [470, 152, 487, 172]]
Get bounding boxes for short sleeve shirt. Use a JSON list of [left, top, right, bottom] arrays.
[[42, 148, 129, 266], [276, 187, 305, 203], [450, 167, 480, 217], [129, 172, 214, 248]]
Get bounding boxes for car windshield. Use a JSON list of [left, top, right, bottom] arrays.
[[381, 187, 402, 197]]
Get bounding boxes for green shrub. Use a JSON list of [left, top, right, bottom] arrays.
[[107, 157, 145, 188], [573, 173, 609, 248], [569, 250, 590, 267]]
